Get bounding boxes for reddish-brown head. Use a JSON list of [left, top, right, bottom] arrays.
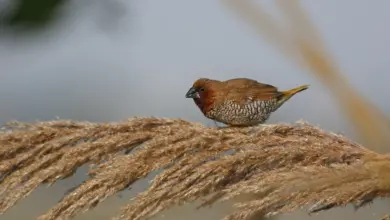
[[185, 78, 221, 114]]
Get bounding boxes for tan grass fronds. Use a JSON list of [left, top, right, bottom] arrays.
[[0, 119, 153, 213], [113, 124, 378, 220], [0, 118, 381, 220], [222, 0, 390, 152], [213, 154, 390, 220]]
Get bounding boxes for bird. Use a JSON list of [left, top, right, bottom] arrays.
[[185, 77, 309, 127]]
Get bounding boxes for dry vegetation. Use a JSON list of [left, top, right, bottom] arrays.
[[1, 0, 390, 220], [1, 118, 389, 220], [221, 0, 390, 152]]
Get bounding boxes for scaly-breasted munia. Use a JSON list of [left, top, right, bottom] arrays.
[[185, 77, 309, 126]]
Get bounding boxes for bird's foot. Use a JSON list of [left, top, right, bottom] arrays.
[[213, 120, 219, 128], [213, 120, 227, 129]]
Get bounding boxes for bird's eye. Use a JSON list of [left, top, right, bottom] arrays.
[[199, 88, 205, 92]]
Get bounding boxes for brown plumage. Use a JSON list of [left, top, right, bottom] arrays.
[[185, 77, 309, 126]]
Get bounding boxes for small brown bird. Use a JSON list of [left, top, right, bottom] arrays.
[[185, 78, 309, 126]]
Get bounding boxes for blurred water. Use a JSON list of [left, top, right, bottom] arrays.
[[1, 0, 390, 219]]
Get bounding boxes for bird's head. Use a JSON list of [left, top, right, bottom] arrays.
[[185, 78, 220, 112], [185, 78, 210, 99]]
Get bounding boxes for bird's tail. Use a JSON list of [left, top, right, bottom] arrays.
[[282, 84, 309, 98], [274, 84, 309, 110]]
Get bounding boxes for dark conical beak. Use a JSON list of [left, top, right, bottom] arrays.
[[185, 87, 199, 98]]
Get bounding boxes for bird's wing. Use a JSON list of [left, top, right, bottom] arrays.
[[223, 78, 281, 104], [224, 78, 275, 90]]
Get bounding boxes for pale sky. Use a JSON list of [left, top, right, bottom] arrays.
[[1, 0, 390, 130]]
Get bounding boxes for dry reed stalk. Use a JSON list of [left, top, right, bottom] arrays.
[[222, 0, 390, 152], [2, 118, 389, 220]]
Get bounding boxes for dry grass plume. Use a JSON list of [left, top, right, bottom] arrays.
[[0, 118, 390, 220]]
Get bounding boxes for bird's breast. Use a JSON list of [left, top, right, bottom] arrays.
[[193, 97, 215, 115], [206, 99, 278, 125]]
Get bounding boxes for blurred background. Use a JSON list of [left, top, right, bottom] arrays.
[[1, 0, 390, 219]]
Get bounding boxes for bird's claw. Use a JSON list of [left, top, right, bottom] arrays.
[[213, 120, 224, 128]]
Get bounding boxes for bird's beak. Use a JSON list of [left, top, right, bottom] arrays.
[[185, 87, 199, 98]]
